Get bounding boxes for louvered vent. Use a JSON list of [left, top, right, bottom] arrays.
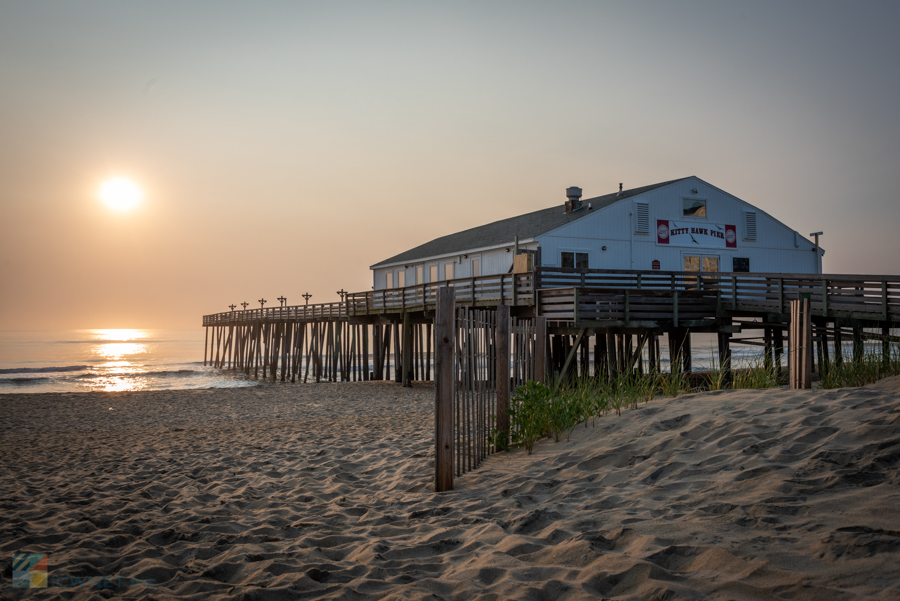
[[635, 202, 650, 233], [744, 211, 757, 240]]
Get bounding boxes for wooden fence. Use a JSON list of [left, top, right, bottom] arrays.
[[434, 292, 539, 492], [454, 307, 497, 478]]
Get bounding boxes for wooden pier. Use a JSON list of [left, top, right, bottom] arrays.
[[203, 267, 900, 386]]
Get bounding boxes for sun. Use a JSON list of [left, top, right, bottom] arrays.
[[99, 177, 143, 211]]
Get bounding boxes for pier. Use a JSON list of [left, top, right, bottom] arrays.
[[202, 267, 900, 386]]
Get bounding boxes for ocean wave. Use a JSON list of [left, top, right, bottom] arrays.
[[0, 365, 89, 375], [75, 369, 199, 380], [145, 369, 199, 378], [0, 377, 50, 385]]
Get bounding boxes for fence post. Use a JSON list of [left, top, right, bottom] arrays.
[[789, 297, 812, 389], [496, 305, 510, 452], [434, 287, 456, 492], [534, 316, 547, 384]]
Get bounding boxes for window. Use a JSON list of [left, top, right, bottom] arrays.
[[683, 199, 707, 218], [635, 202, 650, 233], [445, 263, 454, 280], [684, 254, 719, 290], [386, 273, 393, 289], [561, 252, 589, 269], [744, 211, 757, 240], [430, 265, 438, 282], [472, 258, 480, 277], [733, 257, 750, 272], [416, 266, 423, 284], [684, 255, 719, 273], [397, 271, 405, 287]]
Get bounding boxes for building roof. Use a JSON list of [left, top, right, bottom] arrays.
[[371, 177, 690, 268]]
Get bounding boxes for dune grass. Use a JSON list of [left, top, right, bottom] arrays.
[[505, 369, 690, 454], [819, 341, 900, 389], [502, 341, 900, 454]]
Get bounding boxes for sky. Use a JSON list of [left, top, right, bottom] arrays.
[[1, 0, 898, 330]]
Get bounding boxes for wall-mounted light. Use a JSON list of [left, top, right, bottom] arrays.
[[602, 246, 607, 251], [463, 254, 468, 259], [505, 248, 510, 252], [691, 188, 698, 194]]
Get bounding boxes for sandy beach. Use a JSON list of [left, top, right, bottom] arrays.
[[2, 379, 899, 600]]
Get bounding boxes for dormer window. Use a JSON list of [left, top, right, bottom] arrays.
[[683, 198, 707, 218]]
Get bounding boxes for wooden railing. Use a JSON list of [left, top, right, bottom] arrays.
[[534, 268, 900, 323], [203, 268, 900, 326], [203, 302, 347, 326], [202, 273, 533, 326], [345, 272, 533, 314], [538, 287, 720, 326]]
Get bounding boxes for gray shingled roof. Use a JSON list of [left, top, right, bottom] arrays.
[[371, 177, 690, 268]]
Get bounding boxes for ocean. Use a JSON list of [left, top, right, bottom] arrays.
[[0, 328, 788, 395], [0, 329, 256, 394]]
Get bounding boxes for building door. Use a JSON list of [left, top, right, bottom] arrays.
[[683, 254, 719, 289]]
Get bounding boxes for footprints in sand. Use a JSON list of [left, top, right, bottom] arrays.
[[2, 381, 900, 598]]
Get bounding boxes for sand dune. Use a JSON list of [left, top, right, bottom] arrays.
[[1, 379, 899, 599]]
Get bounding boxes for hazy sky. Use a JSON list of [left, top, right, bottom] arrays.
[[1, 1, 898, 330]]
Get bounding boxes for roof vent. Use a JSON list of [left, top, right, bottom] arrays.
[[565, 186, 583, 213], [618, 183, 623, 194]]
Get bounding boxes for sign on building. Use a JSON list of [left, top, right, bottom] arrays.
[[657, 220, 737, 249]]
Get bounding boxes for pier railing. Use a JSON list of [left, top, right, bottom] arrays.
[[202, 272, 534, 326], [203, 268, 900, 326], [534, 268, 900, 323], [203, 302, 347, 326], [538, 287, 721, 326], [346, 272, 534, 314]]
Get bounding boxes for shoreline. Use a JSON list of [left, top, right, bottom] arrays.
[[2, 380, 899, 599]]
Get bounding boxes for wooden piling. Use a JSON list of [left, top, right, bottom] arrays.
[[717, 331, 732, 383], [834, 322, 844, 367], [402, 313, 413, 387], [362, 324, 370, 380], [852, 324, 863, 363]]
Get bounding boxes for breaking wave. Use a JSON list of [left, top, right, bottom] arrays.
[[0, 377, 50, 385], [0, 366, 89, 375]]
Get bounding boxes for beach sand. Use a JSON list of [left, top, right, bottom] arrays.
[[1, 379, 899, 600]]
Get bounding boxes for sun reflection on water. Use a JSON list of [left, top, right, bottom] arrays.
[[92, 328, 149, 342], [87, 329, 150, 392]]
